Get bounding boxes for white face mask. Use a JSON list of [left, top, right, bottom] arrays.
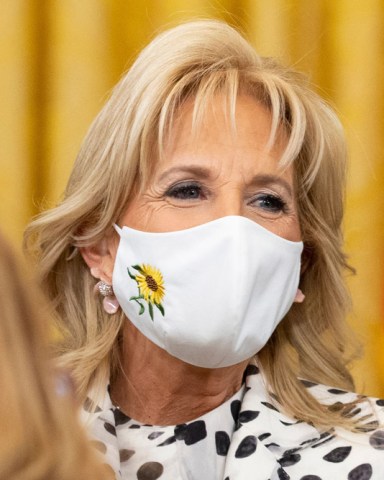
[[112, 216, 303, 368]]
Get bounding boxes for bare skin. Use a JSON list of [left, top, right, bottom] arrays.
[[110, 321, 249, 425], [81, 95, 302, 426]]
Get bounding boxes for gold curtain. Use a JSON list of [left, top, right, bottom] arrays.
[[2, 0, 383, 397]]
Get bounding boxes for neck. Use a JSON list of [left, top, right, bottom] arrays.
[[109, 321, 248, 425]]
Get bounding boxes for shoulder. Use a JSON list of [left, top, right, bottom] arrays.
[[303, 380, 384, 430], [300, 381, 384, 478], [243, 369, 384, 478]]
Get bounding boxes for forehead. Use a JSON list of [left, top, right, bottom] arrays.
[[157, 94, 290, 177]]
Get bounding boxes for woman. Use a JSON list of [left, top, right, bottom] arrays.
[[0, 232, 114, 479], [25, 20, 384, 479]]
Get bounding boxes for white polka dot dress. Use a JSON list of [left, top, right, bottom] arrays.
[[82, 363, 384, 479]]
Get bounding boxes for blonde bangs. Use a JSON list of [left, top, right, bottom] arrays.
[[154, 66, 331, 198]]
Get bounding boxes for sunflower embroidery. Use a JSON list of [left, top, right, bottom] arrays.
[[127, 264, 165, 321]]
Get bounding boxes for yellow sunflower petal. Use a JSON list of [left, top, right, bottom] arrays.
[[135, 264, 165, 305]]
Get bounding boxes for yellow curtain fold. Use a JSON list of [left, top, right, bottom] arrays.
[[1, 0, 383, 397]]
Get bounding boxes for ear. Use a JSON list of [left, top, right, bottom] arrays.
[[79, 234, 118, 285], [300, 243, 312, 275]]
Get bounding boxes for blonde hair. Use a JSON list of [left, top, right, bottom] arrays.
[[0, 233, 114, 480], [25, 20, 362, 430]]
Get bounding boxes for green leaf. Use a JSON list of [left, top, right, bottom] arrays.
[[130, 297, 145, 315], [148, 302, 154, 321], [132, 264, 144, 273], [127, 268, 136, 280], [155, 302, 165, 316], [138, 302, 145, 315], [129, 295, 145, 301]]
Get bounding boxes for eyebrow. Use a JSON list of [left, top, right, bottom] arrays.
[[158, 165, 213, 183], [248, 174, 293, 198], [157, 166, 293, 198]]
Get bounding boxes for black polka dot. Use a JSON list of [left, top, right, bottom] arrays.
[[279, 453, 301, 467], [215, 431, 230, 456], [347, 463, 373, 480], [300, 476, 322, 480], [231, 400, 241, 422], [363, 418, 379, 432], [157, 435, 176, 446], [244, 364, 259, 376], [91, 440, 107, 454], [282, 447, 301, 456], [114, 408, 130, 425], [129, 424, 141, 429], [266, 442, 280, 449], [328, 388, 347, 395], [184, 420, 207, 445], [120, 449, 135, 462], [83, 397, 102, 412], [280, 420, 301, 426], [312, 432, 336, 448], [277, 467, 290, 479], [300, 437, 319, 446], [258, 433, 271, 441], [300, 379, 318, 388], [174, 421, 207, 445], [174, 423, 187, 441], [104, 422, 116, 436], [148, 431, 164, 440], [328, 402, 344, 412], [269, 392, 279, 402], [261, 401, 279, 412], [362, 421, 379, 432], [343, 407, 362, 419], [136, 461, 164, 480], [323, 446, 352, 463], [369, 429, 384, 450], [235, 435, 257, 458], [238, 410, 259, 423], [376, 399, 384, 407]]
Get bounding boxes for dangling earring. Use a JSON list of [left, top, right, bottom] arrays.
[[95, 280, 120, 314], [294, 288, 305, 303]]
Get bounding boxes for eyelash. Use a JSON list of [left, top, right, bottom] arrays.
[[165, 182, 288, 214], [165, 182, 204, 201], [249, 194, 287, 214]]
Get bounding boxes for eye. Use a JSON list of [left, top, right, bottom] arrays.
[[165, 182, 204, 201], [250, 194, 287, 213]]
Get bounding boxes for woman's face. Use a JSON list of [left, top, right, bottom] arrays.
[[119, 95, 301, 242]]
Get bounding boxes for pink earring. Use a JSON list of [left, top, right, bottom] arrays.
[[90, 268, 120, 314], [294, 288, 305, 303], [94, 280, 120, 314]]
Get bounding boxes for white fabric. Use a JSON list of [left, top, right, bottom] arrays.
[[83, 362, 384, 480], [113, 216, 303, 368]]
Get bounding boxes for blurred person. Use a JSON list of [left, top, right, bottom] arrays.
[[25, 20, 384, 479], [0, 232, 114, 480]]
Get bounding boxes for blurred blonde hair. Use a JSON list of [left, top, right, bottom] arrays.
[[25, 20, 361, 430], [0, 233, 114, 480]]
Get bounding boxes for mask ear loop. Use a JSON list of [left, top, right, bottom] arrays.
[[113, 224, 123, 236]]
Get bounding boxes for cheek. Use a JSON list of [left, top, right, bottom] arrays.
[[257, 213, 301, 242], [286, 214, 302, 242], [119, 197, 178, 232]]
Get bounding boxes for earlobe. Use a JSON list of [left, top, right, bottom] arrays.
[[80, 240, 121, 315]]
